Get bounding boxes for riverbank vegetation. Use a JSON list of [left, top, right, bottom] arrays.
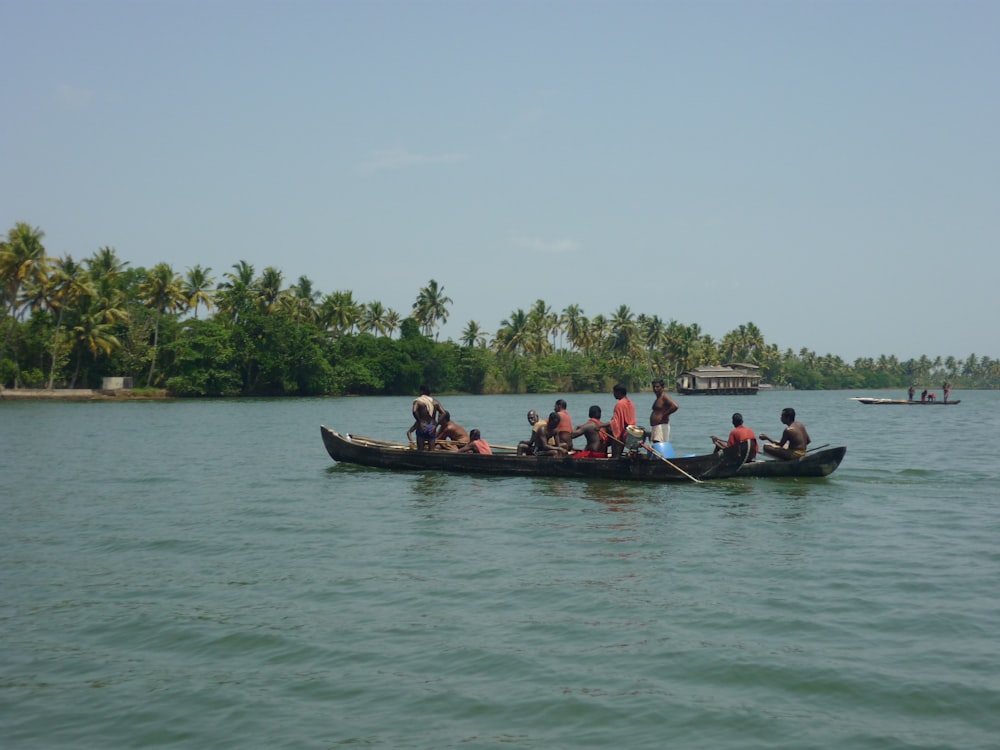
[[3, 222, 998, 396]]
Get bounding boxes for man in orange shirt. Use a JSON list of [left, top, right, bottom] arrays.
[[609, 384, 636, 458], [712, 412, 758, 461]]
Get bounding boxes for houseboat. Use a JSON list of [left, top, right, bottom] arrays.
[[676, 363, 761, 395]]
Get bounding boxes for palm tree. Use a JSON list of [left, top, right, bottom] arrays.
[[256, 266, 285, 314], [562, 304, 588, 353], [182, 265, 216, 319], [286, 275, 320, 326], [607, 305, 641, 371], [66, 298, 121, 387], [139, 262, 184, 386], [216, 260, 257, 326], [362, 301, 390, 336], [319, 291, 360, 336], [383, 309, 401, 338], [493, 309, 531, 356], [461, 320, 487, 348], [1, 222, 51, 366], [45, 255, 95, 388], [86, 247, 131, 326], [412, 279, 452, 338]]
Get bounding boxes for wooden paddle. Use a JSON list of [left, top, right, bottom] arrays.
[[608, 433, 703, 484]]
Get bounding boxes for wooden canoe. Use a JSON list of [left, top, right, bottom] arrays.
[[736, 446, 847, 478], [850, 398, 960, 405], [321, 426, 747, 483]]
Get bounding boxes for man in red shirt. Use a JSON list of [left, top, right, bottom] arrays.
[[609, 384, 636, 458], [713, 412, 758, 461]]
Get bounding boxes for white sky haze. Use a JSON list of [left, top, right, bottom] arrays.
[[2, 0, 997, 362]]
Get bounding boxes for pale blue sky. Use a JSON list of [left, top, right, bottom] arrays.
[[3, 0, 997, 362]]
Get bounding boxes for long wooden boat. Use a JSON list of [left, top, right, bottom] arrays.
[[737, 446, 847, 478], [321, 426, 746, 483], [850, 397, 960, 406]]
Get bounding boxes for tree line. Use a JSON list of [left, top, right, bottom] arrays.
[[3, 222, 998, 396]]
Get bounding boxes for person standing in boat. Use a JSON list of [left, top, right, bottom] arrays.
[[407, 384, 443, 451], [458, 429, 493, 455], [553, 399, 574, 451], [908, 385, 915, 401], [609, 384, 637, 458], [435, 410, 469, 450], [943, 382, 951, 402], [569, 405, 610, 458], [712, 412, 758, 461], [759, 407, 810, 460], [920, 389, 928, 403], [650, 379, 679, 443]]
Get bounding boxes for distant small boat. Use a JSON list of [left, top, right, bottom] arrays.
[[850, 397, 960, 406]]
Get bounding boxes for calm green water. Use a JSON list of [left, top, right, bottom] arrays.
[[3, 390, 999, 749]]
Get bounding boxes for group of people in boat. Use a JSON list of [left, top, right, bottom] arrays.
[[407, 382, 813, 462], [908, 382, 953, 403]]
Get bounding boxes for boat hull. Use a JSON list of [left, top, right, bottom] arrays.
[[737, 446, 847, 478], [851, 398, 960, 405], [321, 427, 746, 483]]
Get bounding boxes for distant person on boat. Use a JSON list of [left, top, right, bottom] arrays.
[[609, 384, 637, 458], [927, 391, 936, 401], [712, 412, 758, 461], [650, 379, 679, 443], [759, 407, 811, 460], [458, 429, 493, 455], [908, 385, 915, 401], [921, 389, 928, 403], [435, 410, 469, 450], [569, 405, 610, 458], [408, 384, 443, 451], [943, 382, 951, 402], [520, 412, 567, 456], [554, 399, 574, 451]]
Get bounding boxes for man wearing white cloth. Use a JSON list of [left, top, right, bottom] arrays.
[[649, 379, 679, 443]]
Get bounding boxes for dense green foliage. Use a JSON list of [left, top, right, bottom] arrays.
[[3, 222, 999, 395]]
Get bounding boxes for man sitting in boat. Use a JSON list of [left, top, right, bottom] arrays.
[[435, 410, 469, 450], [569, 405, 610, 458], [712, 412, 758, 461], [759, 407, 810, 460], [458, 429, 493, 455], [517, 412, 567, 457]]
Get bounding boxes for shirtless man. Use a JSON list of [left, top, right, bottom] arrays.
[[759, 407, 810, 460], [435, 410, 469, 450], [554, 398, 574, 451], [517, 410, 543, 456], [519, 412, 567, 457], [569, 405, 609, 458], [650, 379, 679, 443], [407, 384, 443, 451]]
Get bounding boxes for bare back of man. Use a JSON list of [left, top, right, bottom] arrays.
[[435, 411, 469, 450], [569, 405, 609, 457]]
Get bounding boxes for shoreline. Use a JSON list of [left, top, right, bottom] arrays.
[[0, 388, 171, 401]]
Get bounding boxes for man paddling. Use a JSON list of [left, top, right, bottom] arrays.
[[759, 407, 810, 460]]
